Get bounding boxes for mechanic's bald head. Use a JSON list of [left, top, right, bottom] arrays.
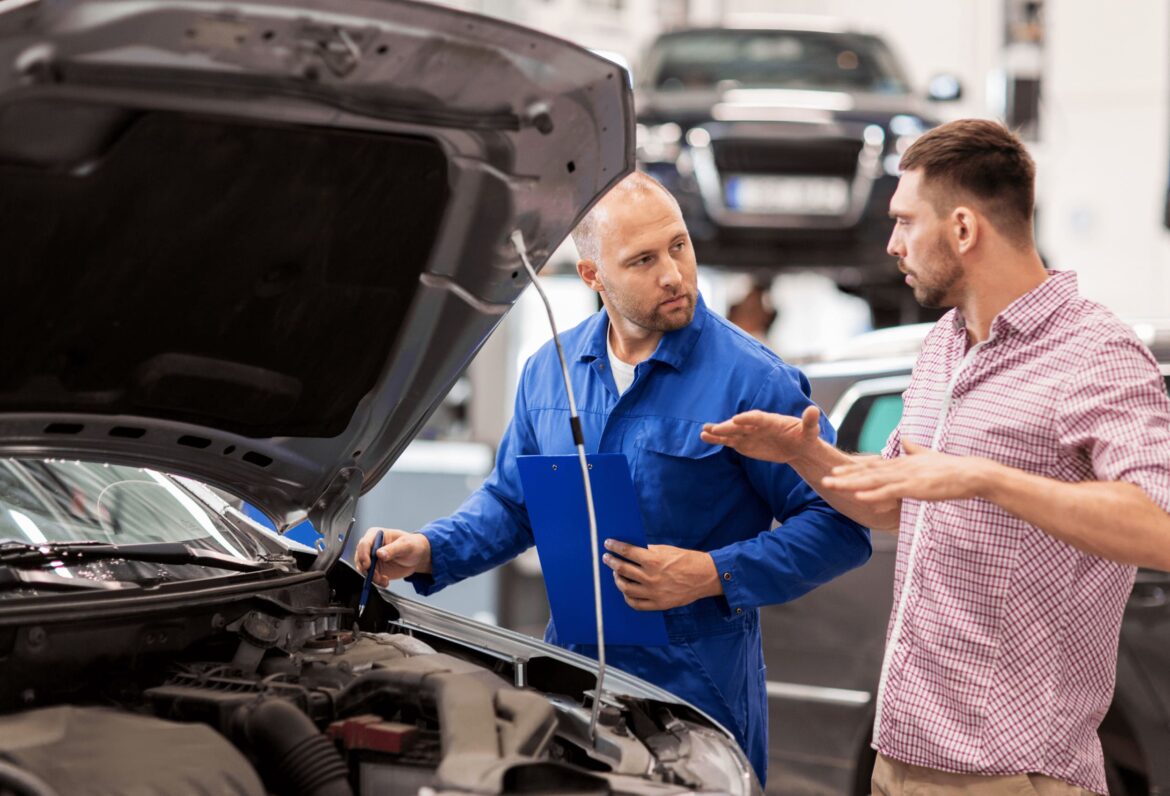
[[571, 170, 698, 337], [571, 172, 682, 267]]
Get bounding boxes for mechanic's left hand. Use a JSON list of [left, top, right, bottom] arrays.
[[822, 440, 998, 503], [602, 539, 721, 611]]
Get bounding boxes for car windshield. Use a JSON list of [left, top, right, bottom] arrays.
[[0, 458, 288, 592], [648, 29, 911, 94]]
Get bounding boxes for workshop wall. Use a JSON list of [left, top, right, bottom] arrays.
[[1038, 2, 1170, 320]]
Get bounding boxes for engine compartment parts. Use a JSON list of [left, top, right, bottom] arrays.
[[0, 594, 755, 796], [0, 705, 266, 796]]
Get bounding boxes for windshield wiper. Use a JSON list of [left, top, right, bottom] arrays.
[[0, 565, 139, 592], [0, 541, 281, 573]]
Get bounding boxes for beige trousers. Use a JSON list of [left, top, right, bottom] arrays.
[[871, 753, 1100, 796]]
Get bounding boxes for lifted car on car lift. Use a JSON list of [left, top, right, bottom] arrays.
[[634, 23, 961, 326]]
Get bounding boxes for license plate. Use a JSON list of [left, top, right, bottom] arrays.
[[724, 175, 850, 215]]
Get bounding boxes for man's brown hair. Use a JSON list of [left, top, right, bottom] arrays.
[[900, 119, 1036, 245]]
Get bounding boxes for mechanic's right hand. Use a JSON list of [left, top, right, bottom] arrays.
[[355, 527, 433, 586], [700, 405, 822, 464]]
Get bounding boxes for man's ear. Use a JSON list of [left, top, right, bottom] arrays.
[[952, 206, 979, 255], [577, 259, 604, 293]]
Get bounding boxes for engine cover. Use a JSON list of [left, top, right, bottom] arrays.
[[0, 705, 265, 795]]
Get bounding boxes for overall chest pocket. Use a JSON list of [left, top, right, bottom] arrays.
[[633, 420, 734, 545]]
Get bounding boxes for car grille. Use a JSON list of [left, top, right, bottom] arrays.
[[712, 138, 863, 177]]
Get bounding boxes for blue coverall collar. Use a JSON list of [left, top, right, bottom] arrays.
[[576, 293, 709, 372]]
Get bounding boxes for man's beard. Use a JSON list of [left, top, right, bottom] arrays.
[[602, 281, 696, 332], [909, 237, 963, 309]]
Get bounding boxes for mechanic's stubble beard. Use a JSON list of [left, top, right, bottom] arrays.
[[906, 234, 964, 309], [598, 269, 698, 333]]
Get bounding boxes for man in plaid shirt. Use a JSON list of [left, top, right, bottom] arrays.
[[703, 119, 1170, 795]]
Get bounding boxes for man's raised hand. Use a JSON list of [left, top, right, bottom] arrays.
[[701, 405, 822, 464]]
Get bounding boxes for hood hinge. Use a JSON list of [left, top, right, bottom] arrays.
[[307, 466, 363, 573]]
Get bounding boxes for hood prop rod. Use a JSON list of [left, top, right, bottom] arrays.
[[511, 230, 608, 747]]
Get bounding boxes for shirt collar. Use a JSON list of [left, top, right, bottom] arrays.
[[577, 293, 708, 372], [951, 270, 1079, 338]]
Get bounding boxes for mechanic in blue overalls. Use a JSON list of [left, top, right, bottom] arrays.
[[356, 172, 871, 785]]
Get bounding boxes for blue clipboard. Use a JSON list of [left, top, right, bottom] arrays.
[[517, 453, 669, 646]]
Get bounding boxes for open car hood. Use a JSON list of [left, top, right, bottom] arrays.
[[0, 0, 633, 535]]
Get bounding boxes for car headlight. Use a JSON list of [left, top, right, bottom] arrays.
[[673, 723, 762, 796], [636, 122, 683, 163], [884, 114, 930, 176]]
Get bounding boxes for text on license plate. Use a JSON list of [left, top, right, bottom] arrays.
[[724, 175, 850, 215]]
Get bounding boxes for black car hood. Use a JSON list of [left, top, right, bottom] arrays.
[[0, 1, 633, 533]]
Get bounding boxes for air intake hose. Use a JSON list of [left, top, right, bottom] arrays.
[[235, 699, 352, 796], [0, 760, 58, 796]]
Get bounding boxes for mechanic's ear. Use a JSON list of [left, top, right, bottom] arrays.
[[576, 258, 604, 293]]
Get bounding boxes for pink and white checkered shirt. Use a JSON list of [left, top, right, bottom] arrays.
[[875, 271, 1170, 794]]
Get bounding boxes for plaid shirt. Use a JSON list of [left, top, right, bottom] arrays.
[[876, 271, 1170, 794]]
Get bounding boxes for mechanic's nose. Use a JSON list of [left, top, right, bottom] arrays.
[[659, 254, 682, 288]]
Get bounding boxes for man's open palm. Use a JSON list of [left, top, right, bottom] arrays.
[[701, 405, 822, 464]]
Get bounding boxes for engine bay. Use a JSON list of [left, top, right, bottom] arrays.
[[0, 574, 745, 795]]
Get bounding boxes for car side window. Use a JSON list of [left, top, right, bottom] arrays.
[[858, 395, 904, 453], [836, 375, 1165, 455], [837, 392, 904, 454]]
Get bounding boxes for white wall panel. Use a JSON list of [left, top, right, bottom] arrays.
[[1038, 2, 1170, 318], [429, 0, 664, 66]]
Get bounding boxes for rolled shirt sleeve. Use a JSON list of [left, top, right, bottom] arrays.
[[1057, 335, 1170, 513]]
